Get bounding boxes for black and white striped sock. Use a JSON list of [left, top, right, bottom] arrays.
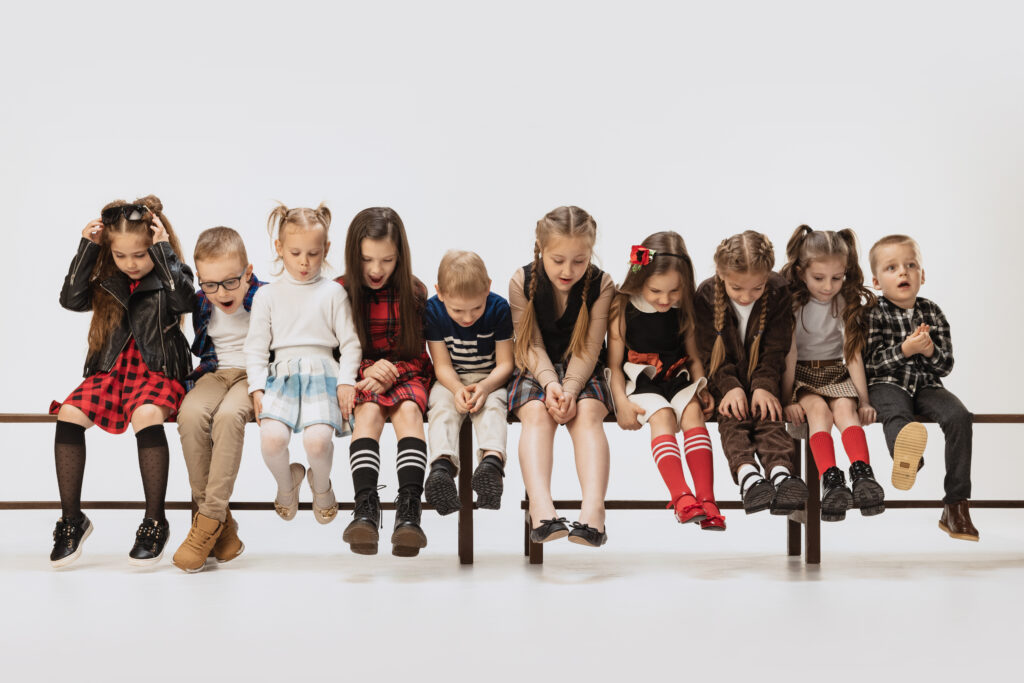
[[396, 437, 428, 496], [349, 437, 381, 496]]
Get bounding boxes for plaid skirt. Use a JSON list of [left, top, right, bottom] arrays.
[[261, 356, 350, 437], [354, 373, 431, 414], [791, 360, 859, 403], [507, 364, 613, 415], [50, 339, 185, 435]]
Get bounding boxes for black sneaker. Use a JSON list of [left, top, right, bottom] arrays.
[[769, 471, 809, 515], [820, 466, 854, 522], [391, 487, 427, 558], [129, 517, 170, 566], [740, 472, 774, 514], [472, 456, 505, 510], [424, 459, 460, 516], [50, 514, 93, 568], [343, 488, 381, 555], [850, 460, 885, 516]]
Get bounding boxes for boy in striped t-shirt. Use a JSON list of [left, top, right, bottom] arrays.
[[423, 251, 514, 514]]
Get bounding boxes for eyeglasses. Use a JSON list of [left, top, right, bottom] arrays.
[[101, 204, 151, 225], [199, 272, 246, 294]]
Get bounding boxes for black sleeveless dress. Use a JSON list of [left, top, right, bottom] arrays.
[[622, 297, 698, 400]]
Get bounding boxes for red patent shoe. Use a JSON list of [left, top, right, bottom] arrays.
[[698, 500, 726, 531], [668, 493, 707, 525]]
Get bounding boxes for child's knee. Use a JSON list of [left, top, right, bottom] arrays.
[[131, 404, 167, 428]]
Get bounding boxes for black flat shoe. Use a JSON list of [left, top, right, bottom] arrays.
[[740, 472, 774, 514], [820, 466, 854, 522], [568, 521, 607, 547], [530, 517, 569, 543], [129, 517, 170, 566], [769, 472, 809, 515]]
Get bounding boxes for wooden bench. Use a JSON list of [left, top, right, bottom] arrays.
[[0, 414, 479, 564]]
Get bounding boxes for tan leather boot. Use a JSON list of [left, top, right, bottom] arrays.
[[213, 509, 244, 562], [172, 513, 223, 573]]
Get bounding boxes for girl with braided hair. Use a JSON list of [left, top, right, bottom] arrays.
[[508, 206, 616, 547], [607, 231, 725, 531], [694, 230, 808, 516], [780, 225, 884, 522]]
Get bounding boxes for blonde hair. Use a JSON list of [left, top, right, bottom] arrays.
[[266, 202, 331, 275], [194, 226, 248, 268], [437, 250, 490, 298], [709, 230, 776, 379], [513, 206, 598, 369], [868, 234, 922, 275]]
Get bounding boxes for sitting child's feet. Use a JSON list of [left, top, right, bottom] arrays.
[[172, 513, 222, 573], [769, 471, 809, 516], [274, 463, 306, 521], [668, 492, 706, 525], [129, 517, 170, 567], [849, 460, 885, 516], [472, 455, 505, 510], [212, 509, 244, 563], [820, 466, 854, 522], [392, 487, 428, 557], [343, 488, 382, 555], [699, 500, 726, 531], [424, 458, 460, 516], [306, 469, 339, 525], [50, 513, 93, 569], [939, 499, 979, 542], [739, 471, 774, 514], [892, 422, 927, 490]]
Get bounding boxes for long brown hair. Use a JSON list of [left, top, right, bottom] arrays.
[[87, 195, 185, 356], [611, 231, 696, 346], [342, 207, 424, 359], [266, 202, 332, 275], [709, 230, 776, 379], [513, 206, 598, 368], [780, 224, 876, 362]]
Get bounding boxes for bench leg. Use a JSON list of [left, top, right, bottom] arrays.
[[523, 496, 543, 564], [457, 420, 473, 565], [804, 441, 821, 564], [787, 438, 802, 557]]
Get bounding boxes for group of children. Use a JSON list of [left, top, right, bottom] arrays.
[[46, 196, 979, 571]]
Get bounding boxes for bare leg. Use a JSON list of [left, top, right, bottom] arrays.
[[516, 400, 559, 528], [566, 398, 610, 531]]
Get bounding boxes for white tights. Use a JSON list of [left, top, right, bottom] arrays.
[[260, 420, 335, 494]]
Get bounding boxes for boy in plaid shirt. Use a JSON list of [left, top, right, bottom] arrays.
[[865, 235, 977, 541]]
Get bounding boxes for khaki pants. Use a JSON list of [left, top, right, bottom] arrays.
[[427, 372, 508, 474], [177, 368, 252, 521]]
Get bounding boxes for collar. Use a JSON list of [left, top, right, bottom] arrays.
[[629, 294, 677, 314], [283, 271, 322, 286]]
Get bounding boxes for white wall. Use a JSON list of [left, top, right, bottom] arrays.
[[1, 1, 1020, 506]]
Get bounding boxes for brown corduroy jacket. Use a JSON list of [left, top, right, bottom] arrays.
[[694, 272, 794, 402]]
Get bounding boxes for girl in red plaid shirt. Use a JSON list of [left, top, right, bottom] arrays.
[[336, 207, 433, 557]]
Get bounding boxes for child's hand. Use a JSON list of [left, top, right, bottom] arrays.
[[355, 377, 385, 395], [544, 382, 566, 416], [784, 402, 805, 424], [751, 388, 782, 422], [336, 384, 355, 421], [616, 401, 646, 430], [718, 387, 748, 420], [251, 390, 264, 426], [365, 359, 399, 388], [454, 386, 473, 414], [464, 383, 491, 413], [698, 389, 715, 420], [858, 403, 876, 425], [82, 220, 103, 244], [902, 325, 933, 357], [555, 393, 578, 424], [149, 214, 169, 244]]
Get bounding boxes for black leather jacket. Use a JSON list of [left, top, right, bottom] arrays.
[[60, 238, 196, 381]]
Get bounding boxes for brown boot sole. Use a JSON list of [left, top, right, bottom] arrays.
[[391, 526, 427, 557], [343, 522, 379, 555], [892, 422, 927, 490], [938, 520, 979, 542]]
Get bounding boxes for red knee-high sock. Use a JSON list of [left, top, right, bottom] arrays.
[[652, 434, 692, 500], [683, 427, 715, 502], [840, 425, 870, 465], [809, 431, 837, 478]]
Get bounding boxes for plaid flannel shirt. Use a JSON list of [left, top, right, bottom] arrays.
[[187, 273, 265, 384], [864, 296, 954, 396]]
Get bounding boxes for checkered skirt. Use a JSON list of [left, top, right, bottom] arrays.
[[354, 361, 431, 414], [791, 360, 859, 403], [261, 357, 350, 437], [49, 339, 185, 434], [507, 363, 613, 415]]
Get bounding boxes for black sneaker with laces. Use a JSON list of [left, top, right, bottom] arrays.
[[50, 514, 93, 568], [391, 487, 427, 557], [472, 455, 505, 510], [820, 466, 854, 522], [129, 517, 170, 566], [343, 488, 381, 555], [849, 460, 885, 516], [424, 459, 460, 516]]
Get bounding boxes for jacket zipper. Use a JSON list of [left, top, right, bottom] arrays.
[[158, 291, 168, 375], [69, 245, 85, 286], [158, 247, 175, 292]]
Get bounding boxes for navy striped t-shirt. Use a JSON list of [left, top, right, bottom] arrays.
[[424, 292, 513, 374]]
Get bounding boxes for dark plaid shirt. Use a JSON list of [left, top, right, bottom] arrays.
[[187, 273, 265, 383], [865, 296, 954, 396]]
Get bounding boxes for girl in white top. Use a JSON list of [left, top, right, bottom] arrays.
[[245, 204, 362, 524], [781, 225, 884, 522]]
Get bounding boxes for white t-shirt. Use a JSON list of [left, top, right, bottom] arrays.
[[208, 305, 250, 370], [795, 296, 845, 361], [731, 300, 755, 339]]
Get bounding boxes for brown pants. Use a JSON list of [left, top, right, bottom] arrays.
[[717, 415, 796, 483], [177, 368, 252, 521]]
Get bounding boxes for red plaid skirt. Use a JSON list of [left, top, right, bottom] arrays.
[[354, 375, 430, 413], [50, 339, 185, 434]]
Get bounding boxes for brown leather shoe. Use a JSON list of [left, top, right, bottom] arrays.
[[212, 509, 244, 562], [939, 500, 979, 542]]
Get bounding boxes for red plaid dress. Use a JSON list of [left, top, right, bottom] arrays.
[[337, 277, 433, 413]]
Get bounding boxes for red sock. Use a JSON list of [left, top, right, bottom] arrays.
[[809, 431, 837, 478], [652, 434, 692, 500], [683, 427, 715, 502], [841, 425, 870, 464]]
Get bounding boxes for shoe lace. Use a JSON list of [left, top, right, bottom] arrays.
[[183, 524, 215, 553], [822, 467, 846, 487], [395, 490, 422, 521], [353, 486, 384, 528], [538, 517, 568, 526], [570, 521, 594, 532]]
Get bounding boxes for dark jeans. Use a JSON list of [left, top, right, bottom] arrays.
[[868, 383, 972, 503]]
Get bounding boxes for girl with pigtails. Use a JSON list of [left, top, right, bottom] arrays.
[[509, 206, 616, 547], [694, 230, 809, 516], [606, 231, 725, 531], [780, 225, 884, 522]]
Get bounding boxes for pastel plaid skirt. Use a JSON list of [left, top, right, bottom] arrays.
[[260, 355, 350, 437]]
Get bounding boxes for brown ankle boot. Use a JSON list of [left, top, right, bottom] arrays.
[[939, 499, 979, 542], [172, 513, 223, 573], [212, 509, 244, 562]]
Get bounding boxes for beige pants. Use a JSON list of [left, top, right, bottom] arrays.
[[177, 368, 253, 521], [427, 371, 508, 474]]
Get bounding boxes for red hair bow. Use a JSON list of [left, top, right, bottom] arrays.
[[629, 245, 655, 272]]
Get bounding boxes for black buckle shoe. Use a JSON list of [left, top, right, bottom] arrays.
[[820, 466, 854, 522], [50, 514, 93, 568], [391, 488, 427, 557], [343, 488, 381, 555], [471, 458, 505, 510], [849, 460, 885, 516], [740, 472, 774, 514], [769, 471, 809, 515], [129, 517, 170, 566], [424, 460, 460, 516], [568, 521, 608, 547]]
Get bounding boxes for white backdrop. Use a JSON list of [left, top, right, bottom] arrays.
[[1, 1, 1021, 506]]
